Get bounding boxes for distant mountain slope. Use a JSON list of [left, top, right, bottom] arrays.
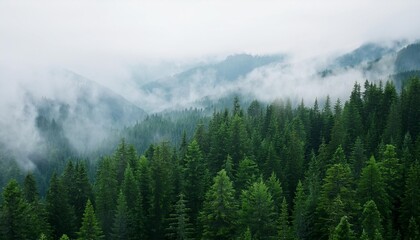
[[335, 43, 398, 68], [25, 69, 147, 154], [395, 43, 420, 72], [140, 54, 285, 110]]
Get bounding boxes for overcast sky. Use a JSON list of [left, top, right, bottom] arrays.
[[0, 0, 420, 90], [2, 0, 420, 61]]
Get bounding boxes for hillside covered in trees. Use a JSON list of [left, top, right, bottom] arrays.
[[1, 77, 420, 240]]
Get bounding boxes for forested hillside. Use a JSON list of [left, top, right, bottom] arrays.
[[1, 77, 420, 240]]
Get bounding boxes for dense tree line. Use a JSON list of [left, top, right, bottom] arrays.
[[1, 78, 420, 239]]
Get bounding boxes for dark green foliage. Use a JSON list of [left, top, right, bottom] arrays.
[[407, 217, 420, 240], [1, 78, 420, 240], [362, 200, 383, 240], [183, 140, 208, 227], [401, 163, 420, 234], [292, 181, 307, 240], [357, 156, 390, 218], [111, 191, 128, 240], [0, 180, 33, 240], [95, 157, 118, 239], [46, 173, 76, 239], [77, 199, 103, 240], [278, 197, 292, 240], [166, 193, 194, 240], [240, 180, 277, 239], [200, 169, 237, 240], [331, 216, 355, 240], [266, 172, 283, 216]]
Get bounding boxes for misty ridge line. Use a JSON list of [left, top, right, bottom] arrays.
[[0, 40, 418, 172]]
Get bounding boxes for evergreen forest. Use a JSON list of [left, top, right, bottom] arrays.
[[1, 78, 420, 240]]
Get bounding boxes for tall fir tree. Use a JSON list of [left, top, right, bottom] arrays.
[[0, 179, 33, 240], [111, 191, 128, 240], [330, 216, 355, 240], [46, 173, 76, 239], [77, 199, 104, 240], [240, 180, 277, 239], [166, 193, 194, 240], [361, 200, 383, 240], [200, 169, 237, 240]]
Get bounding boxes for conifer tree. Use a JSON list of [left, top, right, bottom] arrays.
[[111, 191, 128, 240], [292, 181, 307, 240], [407, 217, 419, 240], [77, 199, 103, 240], [357, 156, 389, 218], [95, 157, 118, 239], [278, 197, 291, 240], [46, 173, 76, 239], [266, 172, 283, 215], [200, 169, 237, 240], [183, 140, 208, 227], [240, 180, 277, 239], [235, 157, 259, 194], [331, 216, 354, 240], [401, 163, 420, 232], [121, 164, 143, 239], [166, 193, 194, 240], [0, 179, 33, 240], [361, 200, 383, 240]]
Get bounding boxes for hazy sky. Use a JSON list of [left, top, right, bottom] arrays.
[[1, 0, 420, 66], [1, 0, 420, 94]]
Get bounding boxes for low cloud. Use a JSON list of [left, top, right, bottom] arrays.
[[0, 0, 419, 169]]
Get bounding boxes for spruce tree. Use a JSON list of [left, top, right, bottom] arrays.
[[278, 197, 292, 240], [292, 181, 307, 240], [95, 157, 118, 239], [46, 173, 76, 239], [240, 180, 277, 239], [361, 200, 383, 240], [331, 216, 354, 240], [111, 191, 128, 240], [0, 179, 33, 240], [200, 169, 237, 240], [357, 156, 389, 218], [166, 193, 194, 240], [77, 199, 104, 240]]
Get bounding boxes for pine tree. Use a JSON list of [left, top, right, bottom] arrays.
[[357, 156, 390, 218], [235, 157, 259, 194], [266, 172, 283, 216], [137, 155, 152, 223], [77, 199, 104, 240], [23, 173, 51, 239], [121, 164, 143, 239], [401, 163, 420, 232], [331, 216, 354, 240], [292, 181, 307, 240], [0, 179, 33, 240], [318, 163, 358, 235], [240, 180, 277, 239], [361, 200, 383, 240], [23, 173, 39, 203], [242, 227, 252, 240], [166, 193, 194, 240], [200, 169, 237, 240], [46, 173, 76, 239], [407, 217, 419, 240], [111, 191, 128, 240], [349, 137, 366, 179], [183, 140, 208, 228], [278, 197, 291, 240], [94, 157, 118, 239], [149, 142, 174, 240]]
